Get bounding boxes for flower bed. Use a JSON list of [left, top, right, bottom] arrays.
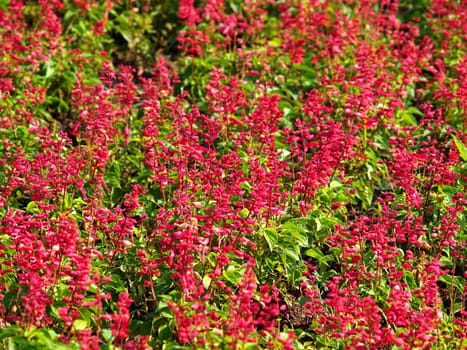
[[0, 1, 466, 349]]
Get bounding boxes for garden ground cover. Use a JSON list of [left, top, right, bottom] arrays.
[[0, 0, 467, 349]]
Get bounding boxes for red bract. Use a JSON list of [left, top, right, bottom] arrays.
[[110, 292, 132, 342]]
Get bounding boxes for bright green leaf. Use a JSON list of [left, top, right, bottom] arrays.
[[452, 135, 467, 162]]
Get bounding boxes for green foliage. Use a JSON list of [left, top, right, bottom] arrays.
[[108, 1, 181, 70], [0, 327, 80, 350]]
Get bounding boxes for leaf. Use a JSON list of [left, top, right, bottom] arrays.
[[439, 275, 465, 293], [26, 201, 40, 213], [452, 135, 467, 162], [269, 38, 282, 48], [353, 178, 374, 210], [404, 270, 417, 289], [305, 247, 334, 267], [202, 274, 211, 290], [105, 162, 121, 189], [262, 227, 278, 251], [27, 328, 75, 350], [453, 302, 463, 314], [279, 101, 294, 118], [162, 343, 185, 350], [0, 326, 22, 341], [282, 244, 300, 261], [304, 247, 324, 260], [440, 255, 453, 269], [0, 0, 10, 11], [397, 107, 421, 126], [315, 218, 322, 232], [101, 329, 113, 343], [72, 319, 88, 331], [223, 266, 245, 285], [158, 323, 172, 341], [238, 208, 249, 218], [280, 220, 308, 247]]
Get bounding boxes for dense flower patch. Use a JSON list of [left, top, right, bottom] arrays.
[[0, 0, 466, 349]]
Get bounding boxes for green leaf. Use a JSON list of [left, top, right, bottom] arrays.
[[262, 227, 278, 251], [0, 0, 10, 11], [452, 135, 467, 162], [396, 107, 421, 126], [105, 162, 121, 189], [223, 267, 244, 285], [26, 201, 40, 213], [101, 329, 113, 343], [280, 220, 308, 247], [72, 319, 88, 331], [453, 302, 463, 314], [353, 178, 374, 210], [0, 326, 22, 341], [158, 323, 172, 341], [305, 247, 334, 268], [440, 255, 453, 269], [269, 38, 281, 48], [439, 275, 465, 294], [162, 343, 185, 350], [282, 244, 300, 261], [238, 208, 249, 218], [202, 274, 211, 290], [404, 270, 417, 289], [304, 247, 323, 260], [279, 101, 294, 118]]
